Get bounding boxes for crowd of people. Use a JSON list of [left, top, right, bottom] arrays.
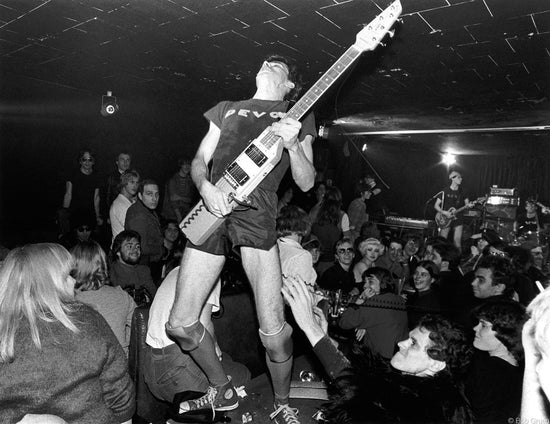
[[2, 54, 550, 424]]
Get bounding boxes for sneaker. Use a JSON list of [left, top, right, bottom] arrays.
[[179, 380, 239, 414], [270, 403, 300, 424]]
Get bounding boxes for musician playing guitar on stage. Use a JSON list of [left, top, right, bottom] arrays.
[[434, 170, 474, 249], [167, 55, 316, 422]]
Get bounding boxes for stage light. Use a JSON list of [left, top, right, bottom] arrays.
[[442, 152, 456, 165], [100, 91, 119, 117], [362, 143, 367, 152]]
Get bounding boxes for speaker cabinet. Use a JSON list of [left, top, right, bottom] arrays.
[[483, 205, 517, 241]]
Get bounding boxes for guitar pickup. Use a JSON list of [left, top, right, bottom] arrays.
[[225, 163, 250, 187], [245, 144, 268, 167]]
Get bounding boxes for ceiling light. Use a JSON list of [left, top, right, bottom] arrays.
[[442, 152, 456, 165], [100, 90, 119, 117]]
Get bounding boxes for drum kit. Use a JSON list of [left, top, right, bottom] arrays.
[[476, 188, 550, 249]]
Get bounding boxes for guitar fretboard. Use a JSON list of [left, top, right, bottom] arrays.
[[258, 46, 362, 150]]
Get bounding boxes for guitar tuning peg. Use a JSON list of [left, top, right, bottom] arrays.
[[387, 29, 395, 38]]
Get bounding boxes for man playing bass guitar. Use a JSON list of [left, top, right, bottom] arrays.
[[434, 170, 474, 249]]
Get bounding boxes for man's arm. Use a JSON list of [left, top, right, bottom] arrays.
[[272, 118, 315, 192], [94, 188, 103, 225], [191, 121, 232, 217], [434, 197, 452, 218], [63, 181, 72, 208]]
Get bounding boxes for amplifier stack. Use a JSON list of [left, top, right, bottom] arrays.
[[483, 186, 519, 241]]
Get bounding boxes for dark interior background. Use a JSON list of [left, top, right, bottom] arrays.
[[1, 0, 549, 246]]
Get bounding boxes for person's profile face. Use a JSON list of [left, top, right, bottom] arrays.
[[471, 267, 500, 299], [125, 177, 139, 196], [391, 327, 437, 377], [473, 319, 503, 353], [363, 274, 381, 295]]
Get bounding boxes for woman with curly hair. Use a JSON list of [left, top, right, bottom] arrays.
[[311, 186, 351, 274], [0, 243, 134, 423], [465, 301, 527, 423], [72, 240, 136, 354]]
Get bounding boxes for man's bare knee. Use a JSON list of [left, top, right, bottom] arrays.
[[259, 322, 293, 363]]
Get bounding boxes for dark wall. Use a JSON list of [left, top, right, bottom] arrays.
[[322, 131, 550, 219], [0, 93, 208, 246]]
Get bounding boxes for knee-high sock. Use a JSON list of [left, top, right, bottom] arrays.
[[189, 329, 229, 387], [266, 353, 293, 405]]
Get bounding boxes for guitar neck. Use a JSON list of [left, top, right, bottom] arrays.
[[260, 46, 362, 150], [286, 46, 362, 121]]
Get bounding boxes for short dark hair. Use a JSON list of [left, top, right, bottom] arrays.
[[111, 230, 141, 261], [264, 54, 302, 102], [178, 157, 192, 167], [78, 149, 95, 164], [362, 267, 394, 294], [276, 205, 310, 237], [475, 255, 515, 295], [414, 260, 439, 279], [418, 314, 473, 376], [433, 242, 461, 269], [139, 178, 158, 194], [473, 301, 527, 362]]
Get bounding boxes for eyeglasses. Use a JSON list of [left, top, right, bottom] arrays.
[[77, 226, 91, 231], [337, 248, 354, 254], [81, 158, 94, 163]]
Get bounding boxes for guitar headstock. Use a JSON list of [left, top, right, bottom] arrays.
[[354, 0, 402, 52]]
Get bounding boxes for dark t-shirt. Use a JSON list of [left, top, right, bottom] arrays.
[[204, 98, 316, 193], [441, 186, 466, 212], [465, 350, 523, 423], [67, 170, 101, 224]]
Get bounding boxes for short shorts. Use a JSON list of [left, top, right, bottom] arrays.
[[189, 188, 278, 255]]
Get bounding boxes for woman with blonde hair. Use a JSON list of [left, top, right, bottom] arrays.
[[352, 237, 383, 283], [72, 240, 136, 354], [0, 243, 134, 424]]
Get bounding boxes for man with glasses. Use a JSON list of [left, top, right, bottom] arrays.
[[318, 238, 359, 295], [61, 149, 102, 234], [434, 170, 472, 249]]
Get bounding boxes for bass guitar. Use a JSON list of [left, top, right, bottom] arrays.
[[435, 196, 487, 229], [180, 0, 402, 245]]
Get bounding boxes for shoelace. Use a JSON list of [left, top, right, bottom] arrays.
[[269, 404, 300, 424], [180, 386, 217, 419]]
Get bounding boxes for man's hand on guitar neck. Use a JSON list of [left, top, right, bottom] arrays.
[[271, 117, 302, 152], [199, 181, 232, 218]]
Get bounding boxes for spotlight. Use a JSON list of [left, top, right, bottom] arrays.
[[442, 152, 456, 166], [362, 143, 367, 152], [100, 91, 119, 117]]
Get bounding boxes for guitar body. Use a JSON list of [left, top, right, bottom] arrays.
[[435, 196, 487, 230], [181, 129, 284, 245], [179, 0, 403, 245], [435, 208, 456, 229]]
